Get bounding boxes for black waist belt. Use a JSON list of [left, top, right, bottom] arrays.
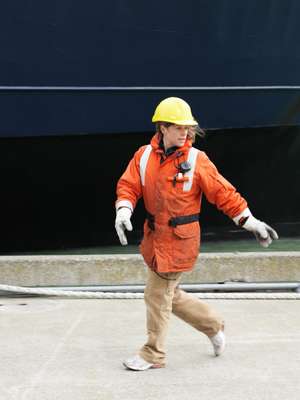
[[146, 211, 199, 230]]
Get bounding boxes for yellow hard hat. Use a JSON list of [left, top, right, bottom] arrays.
[[152, 97, 198, 126]]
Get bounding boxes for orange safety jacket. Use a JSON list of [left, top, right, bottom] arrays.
[[116, 133, 247, 273]]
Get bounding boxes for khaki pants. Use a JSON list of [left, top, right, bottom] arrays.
[[139, 268, 224, 365]]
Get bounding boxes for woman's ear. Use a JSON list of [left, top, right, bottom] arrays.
[[160, 125, 166, 135]]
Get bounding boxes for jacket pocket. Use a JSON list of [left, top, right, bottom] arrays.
[[173, 222, 199, 239], [172, 221, 200, 269]]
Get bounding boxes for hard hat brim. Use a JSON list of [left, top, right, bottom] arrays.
[[152, 117, 198, 126]]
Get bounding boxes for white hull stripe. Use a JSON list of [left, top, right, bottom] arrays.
[[183, 147, 199, 192], [140, 145, 152, 186]]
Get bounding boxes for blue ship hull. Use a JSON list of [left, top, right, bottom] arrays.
[[1, 1, 300, 137], [0, 1, 299, 252]]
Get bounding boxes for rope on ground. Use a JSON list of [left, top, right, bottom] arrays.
[[0, 283, 300, 299]]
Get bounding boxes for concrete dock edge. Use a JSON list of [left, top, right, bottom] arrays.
[[0, 252, 299, 286]]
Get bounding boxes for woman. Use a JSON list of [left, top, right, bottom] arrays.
[[115, 97, 278, 371]]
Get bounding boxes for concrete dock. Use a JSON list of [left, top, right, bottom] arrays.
[[0, 297, 299, 400], [0, 250, 299, 399], [0, 252, 300, 287]]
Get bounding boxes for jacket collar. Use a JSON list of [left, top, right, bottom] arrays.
[[150, 133, 192, 155]]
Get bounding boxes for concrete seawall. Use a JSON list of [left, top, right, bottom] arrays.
[[0, 252, 299, 287]]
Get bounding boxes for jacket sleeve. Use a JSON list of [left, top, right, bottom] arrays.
[[115, 147, 145, 212], [196, 151, 248, 219]]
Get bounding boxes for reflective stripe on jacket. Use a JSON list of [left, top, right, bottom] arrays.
[[116, 133, 247, 272]]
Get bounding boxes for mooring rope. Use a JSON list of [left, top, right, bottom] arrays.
[[0, 283, 300, 300]]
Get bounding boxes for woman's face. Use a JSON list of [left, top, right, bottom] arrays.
[[161, 124, 189, 149]]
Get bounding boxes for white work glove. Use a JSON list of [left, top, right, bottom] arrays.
[[241, 215, 279, 248], [115, 207, 133, 245]]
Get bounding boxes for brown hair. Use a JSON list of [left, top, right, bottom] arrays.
[[155, 122, 205, 143]]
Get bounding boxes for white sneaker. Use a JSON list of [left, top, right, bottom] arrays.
[[123, 355, 163, 371], [210, 330, 226, 356]]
